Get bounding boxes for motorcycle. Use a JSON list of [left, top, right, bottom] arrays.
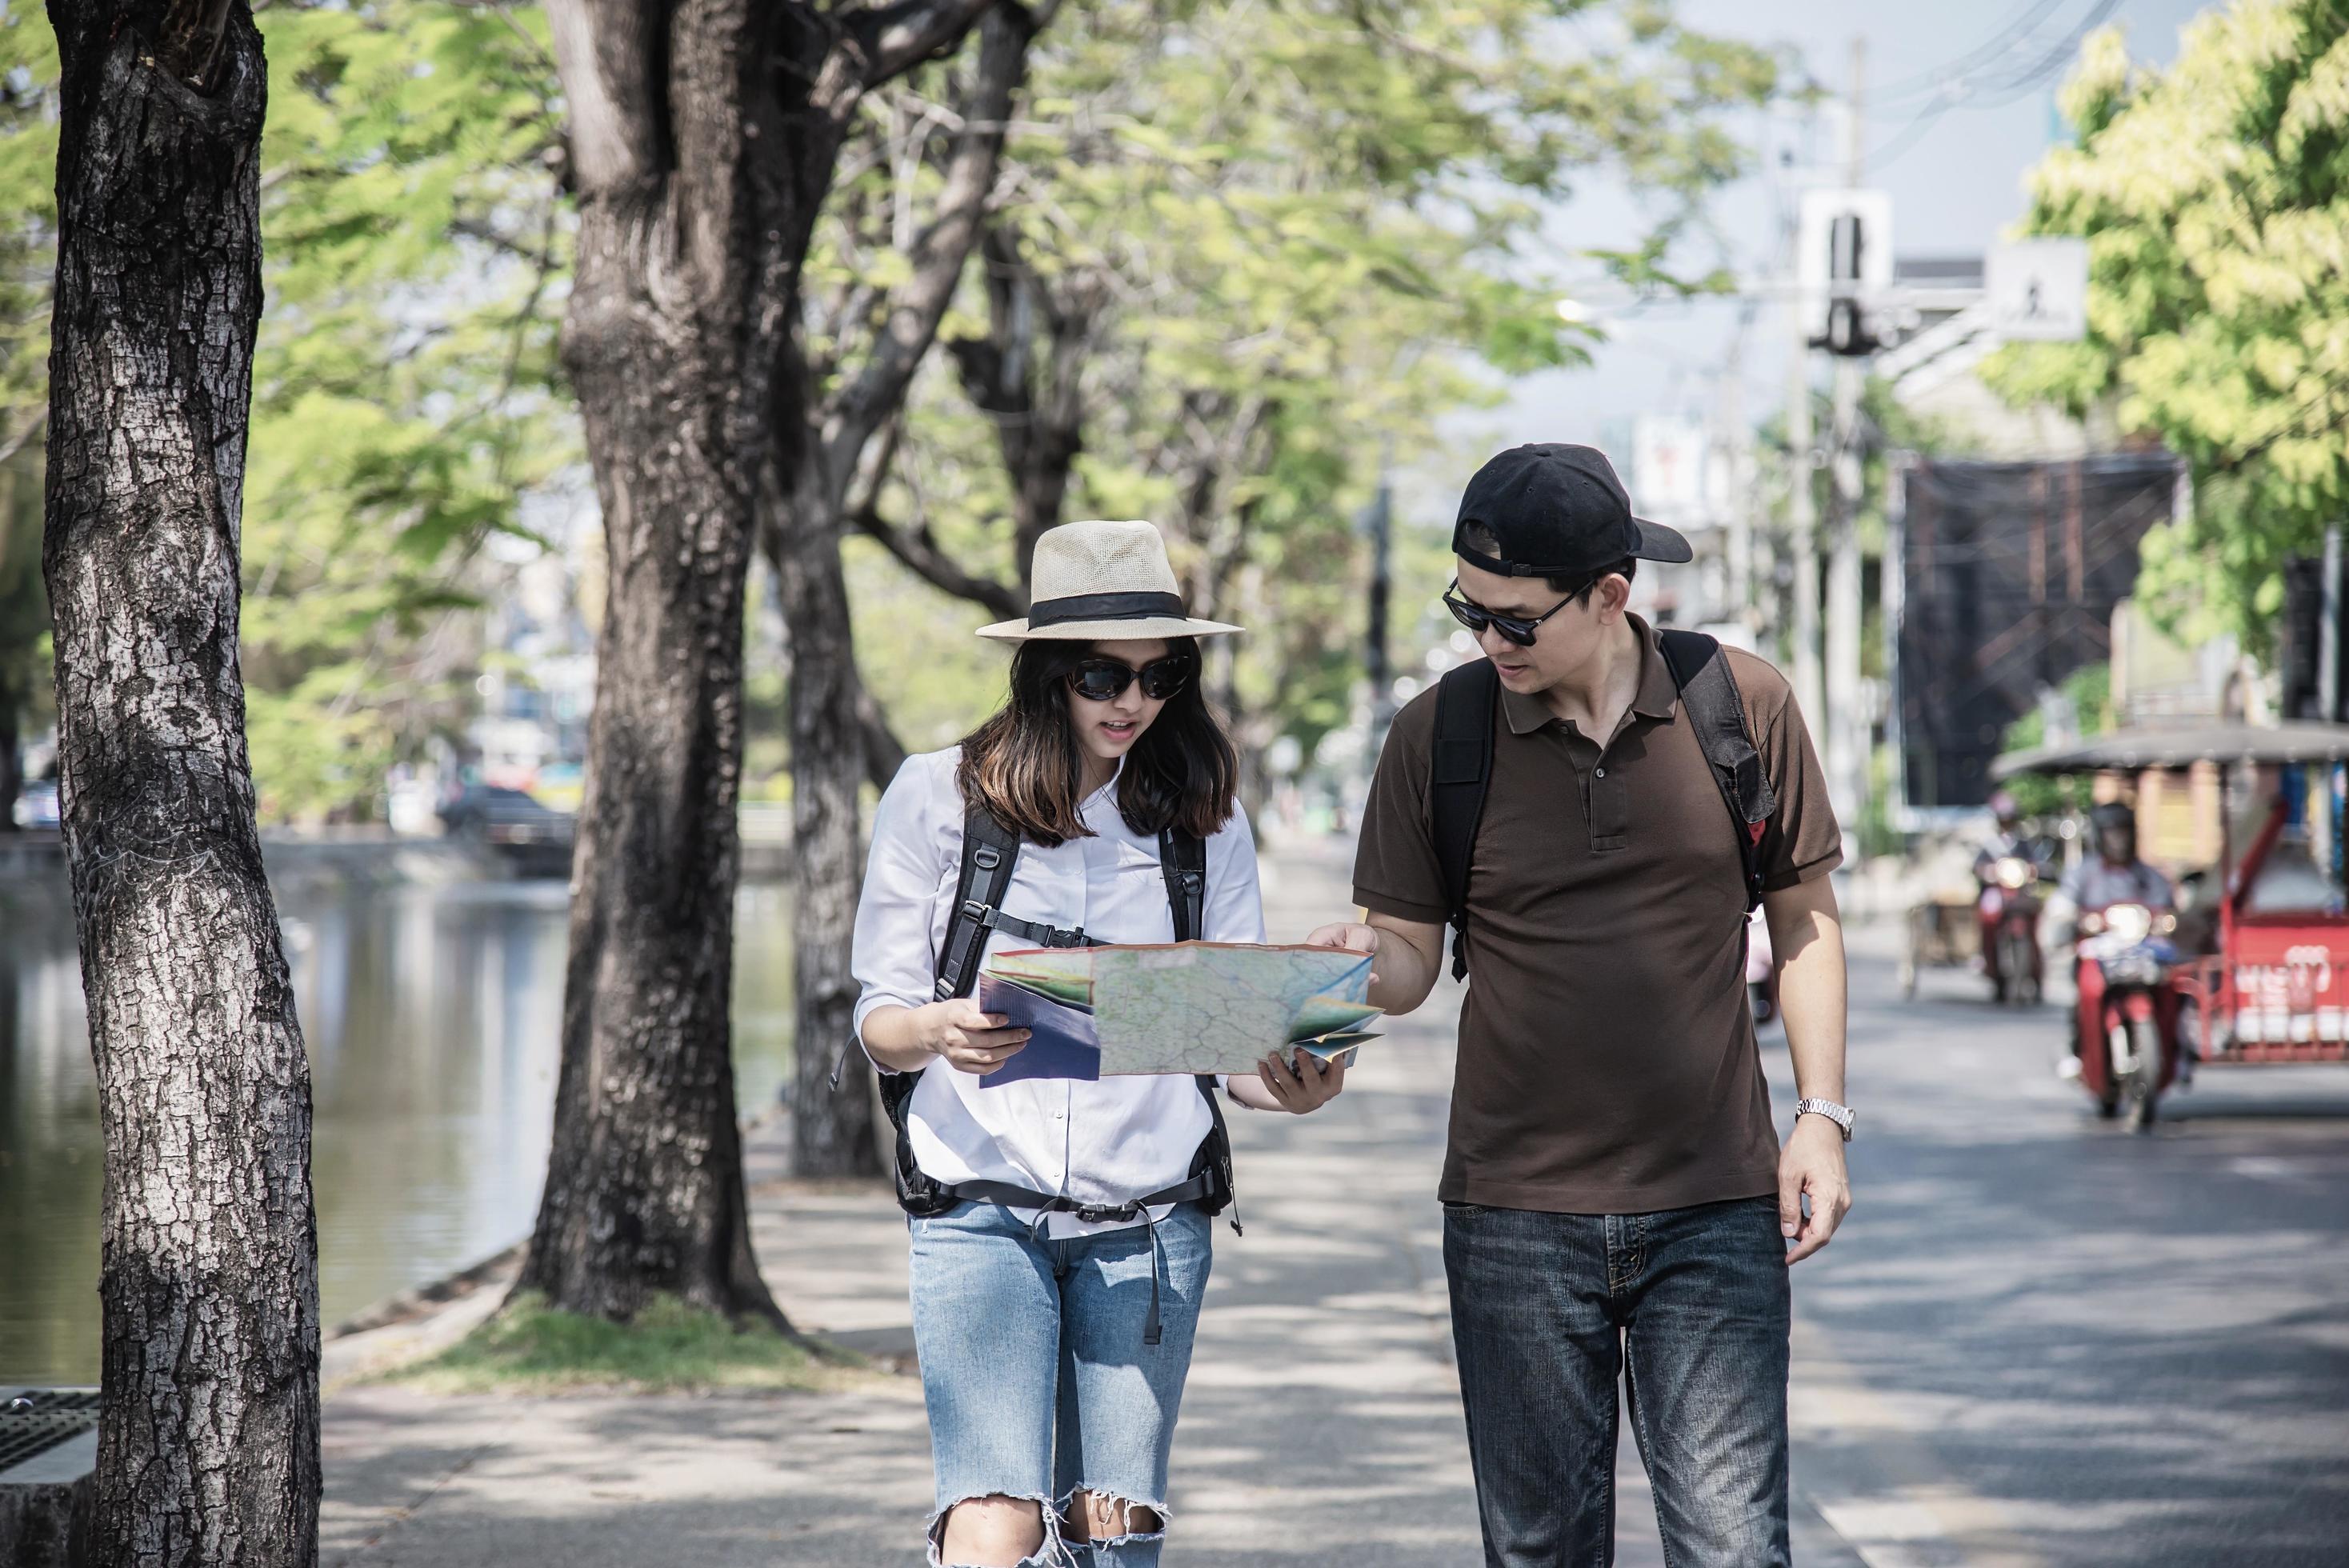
[[1976, 855, 2046, 1006], [1747, 906, 1779, 1026], [2072, 901, 2183, 1131]]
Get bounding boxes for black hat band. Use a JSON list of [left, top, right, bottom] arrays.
[[1026, 590, 1187, 628]]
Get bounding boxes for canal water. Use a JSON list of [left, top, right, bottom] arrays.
[[0, 871, 795, 1386]]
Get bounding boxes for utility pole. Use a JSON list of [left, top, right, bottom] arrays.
[[1787, 257, 1822, 722], [1825, 35, 1869, 853], [1719, 307, 1755, 629]]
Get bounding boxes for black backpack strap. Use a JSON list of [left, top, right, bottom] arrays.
[[1158, 826, 1207, 942], [936, 806, 1024, 1002], [869, 805, 1025, 1215], [1657, 630, 1777, 912], [1159, 825, 1239, 1231], [1430, 659, 1500, 978]]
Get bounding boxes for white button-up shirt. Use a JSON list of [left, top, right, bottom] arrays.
[[852, 747, 1266, 1237]]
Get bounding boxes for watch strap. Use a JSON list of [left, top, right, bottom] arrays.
[[1795, 1098, 1855, 1140]]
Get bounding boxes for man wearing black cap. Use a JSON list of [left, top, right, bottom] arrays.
[[1310, 444, 1853, 1566]]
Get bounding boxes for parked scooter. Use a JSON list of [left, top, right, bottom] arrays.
[[2071, 901, 2183, 1130]]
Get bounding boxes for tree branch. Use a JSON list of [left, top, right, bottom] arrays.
[[852, 502, 1026, 622], [855, 678, 908, 787], [822, 2, 1044, 495], [946, 222, 1102, 583], [0, 410, 46, 470], [845, 406, 1027, 617], [543, 0, 668, 195], [852, 0, 1003, 89], [452, 214, 560, 269]]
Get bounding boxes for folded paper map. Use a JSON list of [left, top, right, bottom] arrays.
[[978, 942, 1380, 1083]]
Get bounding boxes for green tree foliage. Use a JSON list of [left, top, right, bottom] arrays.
[[242, 3, 572, 820], [1984, 0, 2349, 655], [0, 0, 572, 820], [846, 0, 1777, 773], [0, 0, 58, 787]]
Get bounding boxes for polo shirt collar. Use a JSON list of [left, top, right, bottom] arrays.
[[1495, 613, 1682, 736]]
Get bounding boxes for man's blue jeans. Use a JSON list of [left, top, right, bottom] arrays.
[[1444, 1194, 1792, 1567]]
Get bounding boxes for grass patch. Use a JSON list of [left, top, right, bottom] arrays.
[[381, 1292, 870, 1395]]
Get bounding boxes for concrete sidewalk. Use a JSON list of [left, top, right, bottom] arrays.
[[320, 841, 1865, 1566]]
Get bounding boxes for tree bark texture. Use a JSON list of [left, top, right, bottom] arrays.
[[518, 0, 788, 1325], [522, 0, 994, 1309], [42, 2, 321, 1563], [771, 1, 1043, 1177]]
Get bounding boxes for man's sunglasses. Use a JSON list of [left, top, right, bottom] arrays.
[[1066, 654, 1195, 702], [1442, 578, 1590, 647]]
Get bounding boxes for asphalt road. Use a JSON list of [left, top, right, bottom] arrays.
[[1229, 842, 2349, 1566], [1790, 918, 2349, 1566], [318, 842, 2349, 1566]]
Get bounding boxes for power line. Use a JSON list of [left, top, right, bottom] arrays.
[[1869, 0, 2073, 107], [1863, 0, 2121, 172]]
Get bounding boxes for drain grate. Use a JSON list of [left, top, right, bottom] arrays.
[[0, 1390, 101, 1476]]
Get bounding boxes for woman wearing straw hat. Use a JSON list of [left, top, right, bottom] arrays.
[[852, 519, 1346, 1567]]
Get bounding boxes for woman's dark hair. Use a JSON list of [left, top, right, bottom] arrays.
[[957, 637, 1239, 848]]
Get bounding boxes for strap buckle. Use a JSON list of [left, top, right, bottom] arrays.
[[1073, 1201, 1142, 1224]]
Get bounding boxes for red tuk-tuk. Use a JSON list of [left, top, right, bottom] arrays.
[[1993, 721, 2349, 1128]]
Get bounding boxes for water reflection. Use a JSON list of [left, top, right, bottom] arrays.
[[0, 870, 794, 1385]]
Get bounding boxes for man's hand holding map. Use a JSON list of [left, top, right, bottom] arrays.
[[976, 942, 1381, 1086]]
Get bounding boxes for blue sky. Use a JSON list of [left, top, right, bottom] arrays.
[[1479, 0, 2219, 460]]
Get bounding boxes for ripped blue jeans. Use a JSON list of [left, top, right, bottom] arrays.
[[909, 1201, 1211, 1567]]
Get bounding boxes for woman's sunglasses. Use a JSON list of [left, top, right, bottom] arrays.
[[1442, 578, 1586, 647], [1066, 654, 1195, 702]]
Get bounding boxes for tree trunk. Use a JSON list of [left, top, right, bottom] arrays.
[[769, 2, 1043, 1178], [518, 0, 996, 1310], [514, 0, 790, 1326], [42, 2, 320, 1562], [0, 682, 20, 833], [770, 478, 882, 1177], [948, 228, 1095, 586]]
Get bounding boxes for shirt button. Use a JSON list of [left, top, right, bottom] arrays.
[[1595, 767, 1607, 778]]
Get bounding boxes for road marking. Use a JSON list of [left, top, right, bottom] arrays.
[[1792, 1319, 2048, 1568]]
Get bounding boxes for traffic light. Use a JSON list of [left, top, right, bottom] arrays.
[[1822, 213, 1875, 357]]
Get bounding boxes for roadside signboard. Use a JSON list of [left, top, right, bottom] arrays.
[[1987, 238, 2089, 342]]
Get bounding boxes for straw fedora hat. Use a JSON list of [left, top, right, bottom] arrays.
[[977, 520, 1244, 642]]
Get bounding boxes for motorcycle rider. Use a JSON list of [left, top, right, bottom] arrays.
[[1972, 791, 2033, 881], [2054, 801, 2175, 923], [1973, 792, 2046, 994], [2051, 801, 2177, 1070]]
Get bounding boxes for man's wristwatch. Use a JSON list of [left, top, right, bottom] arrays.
[[1795, 1098, 1855, 1141]]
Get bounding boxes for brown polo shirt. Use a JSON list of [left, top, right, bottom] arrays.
[[1354, 616, 1841, 1214]]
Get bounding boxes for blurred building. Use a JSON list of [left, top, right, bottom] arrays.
[[1891, 454, 2187, 814], [461, 498, 598, 807], [1627, 414, 1715, 625]]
